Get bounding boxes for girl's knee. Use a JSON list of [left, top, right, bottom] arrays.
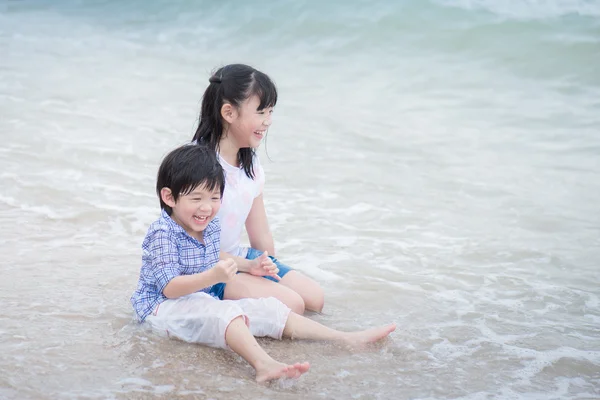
[[304, 286, 325, 313], [279, 271, 324, 313], [284, 291, 305, 315]]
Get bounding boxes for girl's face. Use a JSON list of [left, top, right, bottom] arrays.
[[229, 95, 273, 148]]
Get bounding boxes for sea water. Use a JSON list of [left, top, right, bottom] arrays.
[[1, 0, 599, 398]]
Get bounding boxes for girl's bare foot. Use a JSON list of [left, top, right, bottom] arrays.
[[342, 323, 396, 346], [255, 360, 310, 383]]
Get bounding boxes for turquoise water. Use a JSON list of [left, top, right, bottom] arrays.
[[1, 1, 599, 399]]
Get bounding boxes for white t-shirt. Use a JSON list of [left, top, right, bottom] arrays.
[[217, 153, 265, 257]]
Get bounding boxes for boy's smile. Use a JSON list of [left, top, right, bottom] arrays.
[[193, 215, 209, 224]]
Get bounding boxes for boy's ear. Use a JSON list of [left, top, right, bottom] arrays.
[[160, 188, 176, 208], [221, 103, 237, 124]]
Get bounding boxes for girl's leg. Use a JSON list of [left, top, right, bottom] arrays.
[[225, 316, 310, 383], [278, 271, 325, 313], [282, 312, 396, 346], [246, 249, 325, 313], [223, 273, 306, 314]]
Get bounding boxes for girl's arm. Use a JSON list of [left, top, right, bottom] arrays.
[[245, 194, 275, 255], [220, 250, 280, 280]]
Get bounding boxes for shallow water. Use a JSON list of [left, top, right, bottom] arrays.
[[1, 0, 599, 399]]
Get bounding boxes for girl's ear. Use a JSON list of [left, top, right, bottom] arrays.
[[221, 103, 237, 124], [160, 188, 176, 208]]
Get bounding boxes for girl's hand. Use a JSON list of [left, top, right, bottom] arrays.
[[212, 259, 238, 283], [248, 251, 280, 281]]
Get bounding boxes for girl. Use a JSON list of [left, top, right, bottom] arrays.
[[191, 64, 324, 314]]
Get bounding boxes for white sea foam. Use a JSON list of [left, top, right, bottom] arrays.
[[438, 0, 600, 19]]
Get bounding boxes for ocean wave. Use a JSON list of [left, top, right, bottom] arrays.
[[437, 0, 600, 19]]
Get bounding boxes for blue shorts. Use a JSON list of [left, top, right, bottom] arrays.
[[209, 283, 226, 300], [209, 248, 293, 300]]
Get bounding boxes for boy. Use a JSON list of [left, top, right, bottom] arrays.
[[131, 144, 396, 383]]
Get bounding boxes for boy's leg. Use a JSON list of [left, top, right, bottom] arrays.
[[146, 292, 244, 348], [225, 316, 310, 383], [233, 296, 291, 339], [282, 313, 397, 346], [236, 296, 396, 346], [146, 293, 309, 383]]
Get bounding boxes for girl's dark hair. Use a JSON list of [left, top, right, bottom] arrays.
[[192, 64, 277, 179], [157, 144, 225, 215]]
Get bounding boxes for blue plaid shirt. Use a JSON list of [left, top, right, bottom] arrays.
[[130, 210, 221, 322]]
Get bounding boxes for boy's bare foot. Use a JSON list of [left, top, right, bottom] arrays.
[[342, 323, 396, 346], [255, 360, 310, 383]]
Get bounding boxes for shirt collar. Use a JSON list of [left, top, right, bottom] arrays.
[[160, 209, 219, 245]]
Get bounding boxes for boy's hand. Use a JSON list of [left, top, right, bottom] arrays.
[[247, 251, 280, 281], [212, 259, 238, 283]]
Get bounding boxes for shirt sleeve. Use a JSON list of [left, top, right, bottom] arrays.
[[145, 228, 181, 295], [205, 219, 222, 268]]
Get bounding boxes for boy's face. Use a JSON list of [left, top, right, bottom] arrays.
[[162, 183, 221, 241]]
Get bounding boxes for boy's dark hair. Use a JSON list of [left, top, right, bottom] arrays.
[[157, 144, 225, 215], [192, 63, 277, 180]]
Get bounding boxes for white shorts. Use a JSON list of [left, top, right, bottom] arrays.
[[145, 292, 291, 349]]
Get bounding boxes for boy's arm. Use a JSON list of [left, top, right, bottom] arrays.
[[162, 270, 221, 299]]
